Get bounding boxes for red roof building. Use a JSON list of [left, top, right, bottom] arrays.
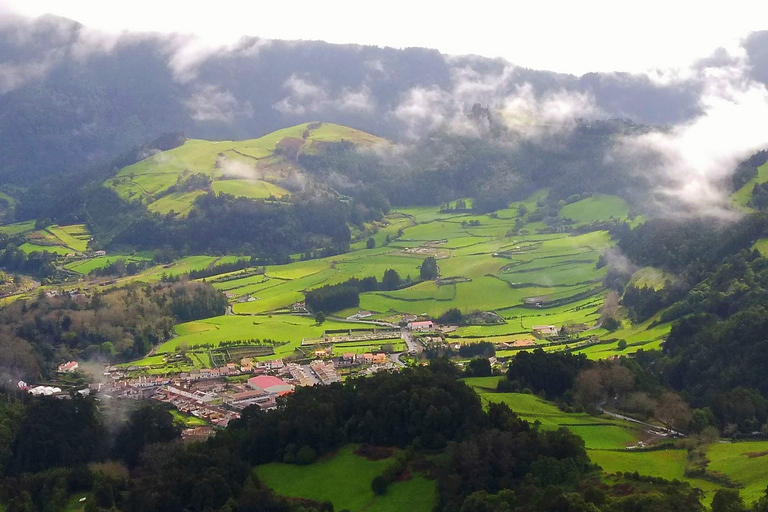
[[247, 375, 294, 395]]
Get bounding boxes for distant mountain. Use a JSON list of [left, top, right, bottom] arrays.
[[0, 14, 718, 185]]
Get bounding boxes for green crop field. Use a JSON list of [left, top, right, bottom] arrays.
[[0, 220, 35, 236], [46, 224, 91, 252], [255, 445, 435, 512], [106, 123, 385, 214], [559, 194, 630, 224], [120, 190, 669, 357], [64, 254, 152, 274], [19, 242, 71, 255], [629, 266, 671, 290], [706, 441, 768, 505], [157, 314, 353, 355], [732, 160, 768, 209], [211, 179, 289, 199], [463, 379, 642, 450]]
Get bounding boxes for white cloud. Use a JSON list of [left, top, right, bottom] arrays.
[[185, 85, 251, 122], [614, 47, 768, 219]]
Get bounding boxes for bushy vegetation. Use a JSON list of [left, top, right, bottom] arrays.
[[0, 281, 226, 379]]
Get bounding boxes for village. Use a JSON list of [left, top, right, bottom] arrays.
[[17, 319, 600, 441]]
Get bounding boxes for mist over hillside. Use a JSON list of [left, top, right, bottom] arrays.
[[4, 13, 755, 186]]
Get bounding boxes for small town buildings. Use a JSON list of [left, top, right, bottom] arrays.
[[57, 361, 79, 373], [532, 325, 557, 337], [408, 320, 434, 331], [372, 353, 388, 364], [247, 375, 294, 395], [346, 310, 373, 321], [93, 250, 106, 257]]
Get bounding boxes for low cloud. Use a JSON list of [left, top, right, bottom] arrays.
[[614, 46, 768, 219], [273, 74, 375, 115], [186, 84, 252, 123], [217, 156, 261, 180], [392, 65, 602, 140]]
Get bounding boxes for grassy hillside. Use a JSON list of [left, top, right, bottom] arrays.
[[255, 445, 435, 512], [105, 122, 386, 216], [731, 160, 768, 209]]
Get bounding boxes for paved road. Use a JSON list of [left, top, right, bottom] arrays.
[[597, 402, 682, 437]]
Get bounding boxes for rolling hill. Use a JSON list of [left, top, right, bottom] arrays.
[[105, 122, 387, 216]]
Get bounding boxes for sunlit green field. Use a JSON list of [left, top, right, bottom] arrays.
[[731, 160, 768, 210], [106, 122, 386, 214], [156, 314, 353, 355], [559, 194, 630, 224], [0, 220, 35, 236], [255, 445, 435, 512], [211, 179, 289, 199], [706, 441, 768, 505]]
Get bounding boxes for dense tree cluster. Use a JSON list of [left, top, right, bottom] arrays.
[[642, 251, 768, 431], [0, 280, 226, 379], [505, 349, 591, 399]]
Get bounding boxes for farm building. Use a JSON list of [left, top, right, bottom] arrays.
[[372, 353, 388, 364], [93, 250, 106, 256], [57, 361, 79, 373], [512, 339, 536, 347], [248, 375, 294, 395], [532, 325, 557, 337], [408, 320, 434, 331]]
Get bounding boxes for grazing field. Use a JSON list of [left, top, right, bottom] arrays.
[[255, 445, 435, 512], [211, 179, 289, 199], [0, 220, 35, 236], [629, 266, 671, 290], [157, 314, 353, 355], [46, 224, 90, 252], [106, 122, 385, 213], [706, 441, 768, 505], [64, 254, 152, 274], [19, 242, 71, 255], [732, 160, 768, 209], [559, 194, 630, 224], [132, 190, 670, 355], [463, 378, 642, 450]]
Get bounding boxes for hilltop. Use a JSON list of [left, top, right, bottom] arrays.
[[105, 122, 387, 216]]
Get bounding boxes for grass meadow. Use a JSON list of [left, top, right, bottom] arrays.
[[255, 445, 435, 512]]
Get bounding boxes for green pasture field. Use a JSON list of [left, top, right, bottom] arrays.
[[0, 220, 35, 236], [573, 318, 671, 359], [108, 123, 385, 212], [65, 254, 152, 274], [255, 444, 435, 512], [170, 409, 208, 428], [157, 314, 352, 356], [464, 382, 642, 450], [559, 194, 630, 224], [753, 238, 768, 256], [46, 224, 90, 252], [629, 267, 671, 290], [149, 190, 206, 216], [178, 192, 651, 354], [706, 441, 768, 505], [732, 160, 768, 209], [211, 179, 289, 199], [19, 242, 70, 255], [332, 341, 405, 355]]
